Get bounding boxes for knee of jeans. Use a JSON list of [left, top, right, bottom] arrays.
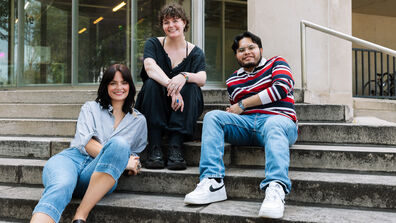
[[263, 115, 290, 131], [46, 178, 76, 200], [203, 110, 224, 124], [105, 137, 130, 157]]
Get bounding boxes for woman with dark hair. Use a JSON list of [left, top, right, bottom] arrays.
[[135, 3, 206, 170], [30, 64, 147, 223]]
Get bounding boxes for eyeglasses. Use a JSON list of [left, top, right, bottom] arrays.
[[237, 44, 258, 53]]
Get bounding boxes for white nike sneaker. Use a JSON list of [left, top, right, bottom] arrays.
[[184, 178, 227, 205], [258, 181, 286, 219]]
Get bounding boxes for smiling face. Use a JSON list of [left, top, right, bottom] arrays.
[[107, 71, 129, 104], [235, 37, 263, 72], [162, 16, 186, 38]]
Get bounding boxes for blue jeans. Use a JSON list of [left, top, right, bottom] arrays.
[[199, 110, 298, 194], [32, 136, 130, 223]]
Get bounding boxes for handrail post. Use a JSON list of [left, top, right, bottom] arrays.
[[300, 21, 307, 100]]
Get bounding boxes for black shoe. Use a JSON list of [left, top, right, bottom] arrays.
[[145, 145, 165, 169], [167, 145, 186, 170]]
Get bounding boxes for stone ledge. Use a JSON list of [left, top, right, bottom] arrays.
[[1, 162, 396, 209], [0, 185, 395, 223]]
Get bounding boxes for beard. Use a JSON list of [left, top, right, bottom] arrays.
[[238, 53, 262, 69]]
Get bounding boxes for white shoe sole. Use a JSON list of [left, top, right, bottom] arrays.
[[184, 193, 227, 205]]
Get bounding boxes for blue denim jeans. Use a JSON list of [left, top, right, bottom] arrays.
[[199, 110, 298, 194], [32, 136, 130, 223]]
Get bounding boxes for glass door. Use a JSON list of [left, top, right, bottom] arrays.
[[77, 0, 132, 84]]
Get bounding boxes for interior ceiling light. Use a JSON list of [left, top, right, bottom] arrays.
[[24, 1, 30, 9], [15, 18, 18, 23], [93, 17, 104, 24], [78, 28, 87, 34], [113, 2, 126, 12]]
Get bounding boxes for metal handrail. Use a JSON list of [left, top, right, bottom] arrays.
[[300, 20, 396, 93]]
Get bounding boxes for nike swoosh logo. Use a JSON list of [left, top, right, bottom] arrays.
[[209, 184, 224, 192]]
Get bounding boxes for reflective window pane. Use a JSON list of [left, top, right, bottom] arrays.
[[0, 0, 12, 87], [78, 0, 132, 84], [205, 0, 247, 83], [21, 0, 72, 86]]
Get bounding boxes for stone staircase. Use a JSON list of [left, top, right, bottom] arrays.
[[0, 89, 396, 223]]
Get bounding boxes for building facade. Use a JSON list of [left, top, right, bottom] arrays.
[[0, 0, 247, 87], [1, 0, 395, 117]]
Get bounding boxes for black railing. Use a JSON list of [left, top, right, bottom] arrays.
[[353, 48, 396, 99]]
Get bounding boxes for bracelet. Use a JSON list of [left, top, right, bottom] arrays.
[[180, 72, 189, 82], [238, 100, 246, 111]]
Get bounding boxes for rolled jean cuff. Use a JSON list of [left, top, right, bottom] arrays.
[[200, 174, 224, 181], [260, 180, 290, 194], [33, 202, 61, 223], [95, 163, 123, 181]]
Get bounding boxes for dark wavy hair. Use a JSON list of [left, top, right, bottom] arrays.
[[95, 64, 136, 114], [159, 3, 190, 32], [232, 31, 263, 54]]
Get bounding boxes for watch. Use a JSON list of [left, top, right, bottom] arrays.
[[238, 100, 246, 111]]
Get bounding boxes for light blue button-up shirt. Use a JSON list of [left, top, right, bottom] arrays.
[[70, 101, 147, 156]]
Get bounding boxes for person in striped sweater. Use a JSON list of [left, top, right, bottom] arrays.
[[184, 31, 298, 219]]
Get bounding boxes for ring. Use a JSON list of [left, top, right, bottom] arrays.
[[176, 99, 179, 103]]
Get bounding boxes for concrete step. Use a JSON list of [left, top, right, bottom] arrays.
[[1, 159, 395, 209], [0, 102, 345, 122], [0, 118, 76, 137], [0, 185, 395, 223], [0, 104, 81, 119], [201, 103, 348, 122], [193, 121, 396, 146], [0, 136, 69, 159], [183, 142, 396, 173], [0, 219, 24, 223], [1, 137, 396, 173], [2, 118, 396, 144], [0, 88, 303, 104]]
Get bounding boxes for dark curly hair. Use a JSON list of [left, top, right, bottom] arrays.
[[96, 64, 136, 114], [159, 3, 190, 32]]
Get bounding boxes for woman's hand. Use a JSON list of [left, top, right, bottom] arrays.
[[171, 93, 184, 112], [125, 155, 141, 176], [167, 74, 187, 96]]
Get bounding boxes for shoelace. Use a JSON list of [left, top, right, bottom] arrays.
[[150, 146, 162, 157], [265, 186, 284, 203]]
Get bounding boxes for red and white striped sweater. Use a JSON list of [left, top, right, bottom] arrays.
[[226, 56, 297, 122]]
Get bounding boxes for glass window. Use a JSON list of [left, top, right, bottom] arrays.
[[0, 0, 13, 87], [78, 0, 131, 84], [205, 0, 247, 83], [18, 0, 72, 86]]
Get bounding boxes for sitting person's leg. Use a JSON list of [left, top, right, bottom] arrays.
[[72, 136, 130, 221], [136, 78, 169, 169], [31, 148, 82, 223], [167, 83, 203, 170], [184, 110, 255, 204], [257, 114, 298, 219]]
